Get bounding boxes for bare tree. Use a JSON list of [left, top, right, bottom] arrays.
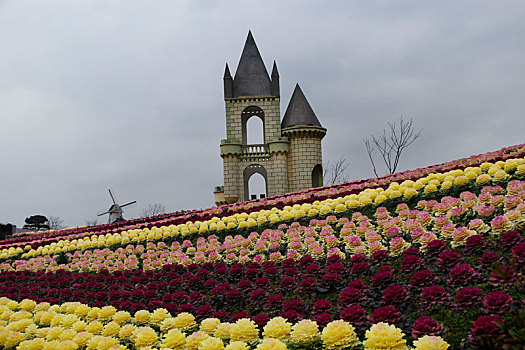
[[323, 156, 350, 185], [364, 116, 422, 177], [48, 215, 65, 230], [141, 203, 166, 218], [85, 219, 98, 226]]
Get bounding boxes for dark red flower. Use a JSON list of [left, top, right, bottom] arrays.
[[284, 267, 299, 276], [379, 265, 394, 274], [225, 289, 243, 306], [280, 277, 297, 291], [448, 264, 479, 287], [419, 286, 450, 310], [372, 271, 394, 289], [338, 287, 365, 308], [189, 292, 206, 307], [280, 310, 301, 323], [299, 278, 317, 293], [402, 247, 420, 256], [305, 264, 321, 276], [512, 241, 525, 266], [501, 230, 522, 249], [283, 299, 305, 313], [481, 251, 501, 266], [382, 285, 410, 305], [372, 250, 389, 262], [483, 291, 512, 315], [437, 250, 463, 269], [255, 278, 271, 289], [238, 280, 253, 294], [229, 311, 249, 323], [410, 270, 435, 288], [195, 305, 214, 321], [314, 313, 332, 328], [266, 295, 284, 313], [212, 310, 229, 322], [322, 273, 342, 288], [327, 254, 342, 264], [464, 235, 485, 254], [425, 239, 447, 257], [351, 254, 367, 263], [312, 299, 332, 315], [327, 262, 347, 275], [347, 279, 367, 290], [470, 315, 503, 340], [340, 305, 368, 328], [455, 287, 483, 311], [252, 313, 270, 328], [178, 303, 194, 313], [282, 258, 296, 268], [368, 306, 402, 325], [411, 316, 445, 339], [351, 262, 370, 275], [401, 255, 423, 273], [244, 268, 259, 280]]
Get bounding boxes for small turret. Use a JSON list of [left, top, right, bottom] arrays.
[[223, 64, 233, 99], [271, 61, 280, 97]]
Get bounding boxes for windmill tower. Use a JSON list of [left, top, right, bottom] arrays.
[[97, 189, 136, 224], [214, 31, 326, 205]]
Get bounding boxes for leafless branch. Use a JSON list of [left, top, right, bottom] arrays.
[[141, 203, 166, 218], [364, 116, 422, 176], [48, 215, 65, 230], [323, 156, 350, 185]]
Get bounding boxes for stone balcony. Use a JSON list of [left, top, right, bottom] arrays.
[[239, 144, 270, 161]]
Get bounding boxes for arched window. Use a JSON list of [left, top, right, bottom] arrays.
[[312, 164, 323, 188], [241, 106, 265, 145], [243, 164, 267, 201]]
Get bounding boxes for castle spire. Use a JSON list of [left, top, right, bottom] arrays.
[[223, 63, 233, 98], [271, 60, 280, 97], [282, 84, 322, 128], [232, 31, 272, 97]]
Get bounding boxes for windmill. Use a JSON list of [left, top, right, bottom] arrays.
[[98, 189, 137, 224]]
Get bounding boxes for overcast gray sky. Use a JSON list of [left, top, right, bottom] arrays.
[[1, 1, 524, 227]]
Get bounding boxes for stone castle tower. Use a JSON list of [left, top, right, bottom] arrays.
[[214, 32, 326, 205]]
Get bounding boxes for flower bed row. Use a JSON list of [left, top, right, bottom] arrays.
[[3, 144, 524, 252]]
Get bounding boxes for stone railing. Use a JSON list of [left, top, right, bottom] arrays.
[[240, 144, 270, 161]]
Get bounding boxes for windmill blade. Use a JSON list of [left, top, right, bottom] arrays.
[[108, 189, 117, 205], [97, 211, 110, 216], [120, 201, 137, 208]]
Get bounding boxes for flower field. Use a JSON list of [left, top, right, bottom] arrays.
[[0, 144, 524, 349]]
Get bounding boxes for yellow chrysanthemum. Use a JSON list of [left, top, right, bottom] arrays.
[[173, 312, 196, 331], [71, 320, 87, 332], [214, 322, 232, 341], [290, 319, 320, 345], [321, 320, 360, 349], [186, 331, 209, 350], [72, 332, 92, 348], [150, 308, 170, 326], [74, 304, 91, 318], [413, 335, 449, 350], [132, 326, 158, 348], [257, 338, 287, 349], [200, 318, 221, 335], [45, 326, 63, 341], [133, 310, 150, 325], [19, 299, 37, 312], [224, 341, 250, 350], [59, 329, 77, 341], [198, 336, 224, 350], [98, 306, 117, 322], [112, 311, 131, 325], [162, 328, 186, 349], [86, 320, 103, 335], [58, 340, 78, 350], [262, 317, 291, 342], [3, 331, 25, 348], [17, 337, 46, 350], [102, 321, 121, 337], [118, 324, 136, 339], [229, 318, 259, 344], [363, 322, 407, 350]]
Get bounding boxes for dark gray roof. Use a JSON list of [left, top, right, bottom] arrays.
[[232, 31, 272, 97], [282, 84, 322, 128]]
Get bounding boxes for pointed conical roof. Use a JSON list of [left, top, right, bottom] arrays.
[[282, 84, 322, 128], [232, 31, 272, 97]]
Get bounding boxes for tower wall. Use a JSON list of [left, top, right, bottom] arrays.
[[285, 127, 326, 192]]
